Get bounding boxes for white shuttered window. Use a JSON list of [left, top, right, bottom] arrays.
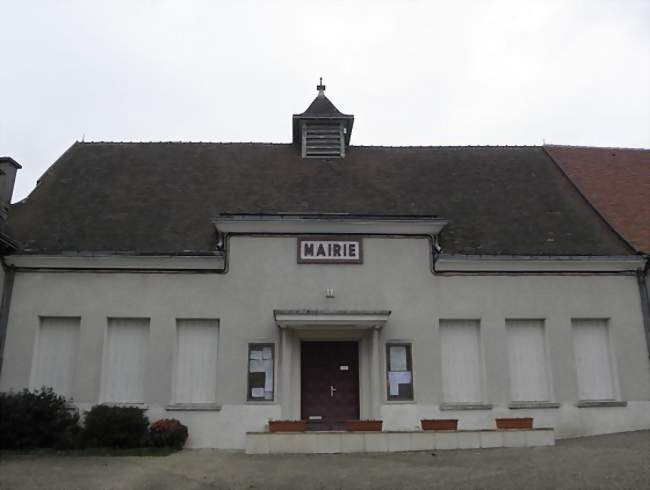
[[174, 319, 219, 403], [31, 317, 80, 397], [572, 319, 615, 401], [439, 320, 483, 403], [104, 318, 149, 403], [506, 320, 550, 401]]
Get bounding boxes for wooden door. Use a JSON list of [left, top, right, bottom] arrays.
[[301, 341, 359, 430]]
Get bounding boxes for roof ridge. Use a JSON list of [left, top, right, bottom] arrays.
[[77, 141, 291, 145], [351, 144, 542, 149], [74, 141, 649, 151], [545, 143, 650, 151], [76, 141, 545, 149]]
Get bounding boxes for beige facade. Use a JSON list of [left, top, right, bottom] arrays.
[[1, 234, 649, 448]]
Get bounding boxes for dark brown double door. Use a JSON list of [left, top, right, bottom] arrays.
[[301, 341, 360, 430]]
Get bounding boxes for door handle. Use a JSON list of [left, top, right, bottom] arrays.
[[330, 385, 336, 397]]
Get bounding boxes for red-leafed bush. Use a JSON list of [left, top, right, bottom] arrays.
[[147, 419, 188, 449]]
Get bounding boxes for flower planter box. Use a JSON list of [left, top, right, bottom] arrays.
[[344, 420, 383, 432], [421, 419, 458, 431], [269, 420, 307, 432], [496, 417, 533, 429]]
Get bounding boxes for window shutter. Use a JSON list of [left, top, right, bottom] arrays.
[[104, 318, 149, 403], [302, 123, 344, 158], [572, 319, 615, 400], [506, 319, 550, 402], [31, 317, 80, 397], [440, 320, 482, 403], [174, 319, 219, 403]]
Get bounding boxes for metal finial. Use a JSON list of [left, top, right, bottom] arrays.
[[317, 77, 326, 96]]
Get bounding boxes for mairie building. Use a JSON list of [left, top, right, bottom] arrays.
[[0, 82, 649, 450]]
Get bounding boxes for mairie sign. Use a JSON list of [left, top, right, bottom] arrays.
[[298, 237, 363, 264]]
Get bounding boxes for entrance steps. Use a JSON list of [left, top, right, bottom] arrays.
[[245, 428, 555, 454]]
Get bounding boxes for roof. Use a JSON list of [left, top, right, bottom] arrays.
[[0, 219, 18, 253], [545, 145, 650, 254], [8, 142, 633, 256], [0, 157, 22, 169], [296, 94, 351, 118]]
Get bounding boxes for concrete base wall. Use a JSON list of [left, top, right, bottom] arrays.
[[74, 402, 281, 449], [245, 429, 555, 454], [66, 400, 650, 449], [381, 401, 650, 440]]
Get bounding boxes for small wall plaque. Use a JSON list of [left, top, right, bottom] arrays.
[[298, 237, 363, 264]]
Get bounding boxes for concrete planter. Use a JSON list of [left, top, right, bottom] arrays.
[[496, 417, 533, 429], [421, 419, 458, 430], [269, 420, 307, 432], [344, 420, 383, 431]]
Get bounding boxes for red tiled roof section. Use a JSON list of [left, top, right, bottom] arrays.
[[545, 146, 650, 253]]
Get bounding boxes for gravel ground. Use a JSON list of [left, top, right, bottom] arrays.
[[1, 430, 649, 490]]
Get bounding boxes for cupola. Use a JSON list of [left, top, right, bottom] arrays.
[[292, 79, 354, 158]]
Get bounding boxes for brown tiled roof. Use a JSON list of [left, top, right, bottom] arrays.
[[8, 142, 633, 256], [545, 145, 650, 254]]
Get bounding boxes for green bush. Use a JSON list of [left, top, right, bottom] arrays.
[[146, 419, 189, 449], [0, 387, 81, 449], [83, 405, 149, 448]]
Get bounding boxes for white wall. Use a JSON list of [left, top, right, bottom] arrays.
[[1, 236, 649, 447]]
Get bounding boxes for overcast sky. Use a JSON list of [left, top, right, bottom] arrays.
[[1, 0, 649, 201]]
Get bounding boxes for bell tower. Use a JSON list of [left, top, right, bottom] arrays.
[[292, 79, 354, 158]]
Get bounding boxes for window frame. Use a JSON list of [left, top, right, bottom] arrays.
[[385, 342, 414, 401], [246, 343, 275, 402]]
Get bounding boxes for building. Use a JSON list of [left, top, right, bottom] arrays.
[[0, 83, 649, 449], [544, 145, 650, 349], [0, 157, 21, 373]]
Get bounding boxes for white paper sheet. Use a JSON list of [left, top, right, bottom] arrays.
[[264, 364, 273, 391], [249, 350, 263, 360], [249, 359, 266, 372], [262, 347, 273, 359], [388, 371, 412, 396], [390, 346, 408, 371], [251, 387, 265, 398]]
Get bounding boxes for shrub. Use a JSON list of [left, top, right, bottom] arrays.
[[0, 387, 80, 449], [147, 419, 189, 449], [83, 405, 149, 448]]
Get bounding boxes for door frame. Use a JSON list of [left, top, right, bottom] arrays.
[[279, 327, 378, 421], [275, 310, 390, 421]]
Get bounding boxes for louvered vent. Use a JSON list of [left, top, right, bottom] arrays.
[[302, 123, 345, 158]]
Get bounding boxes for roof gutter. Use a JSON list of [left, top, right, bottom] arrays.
[[432, 254, 644, 274], [636, 256, 650, 365], [0, 257, 15, 375]]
